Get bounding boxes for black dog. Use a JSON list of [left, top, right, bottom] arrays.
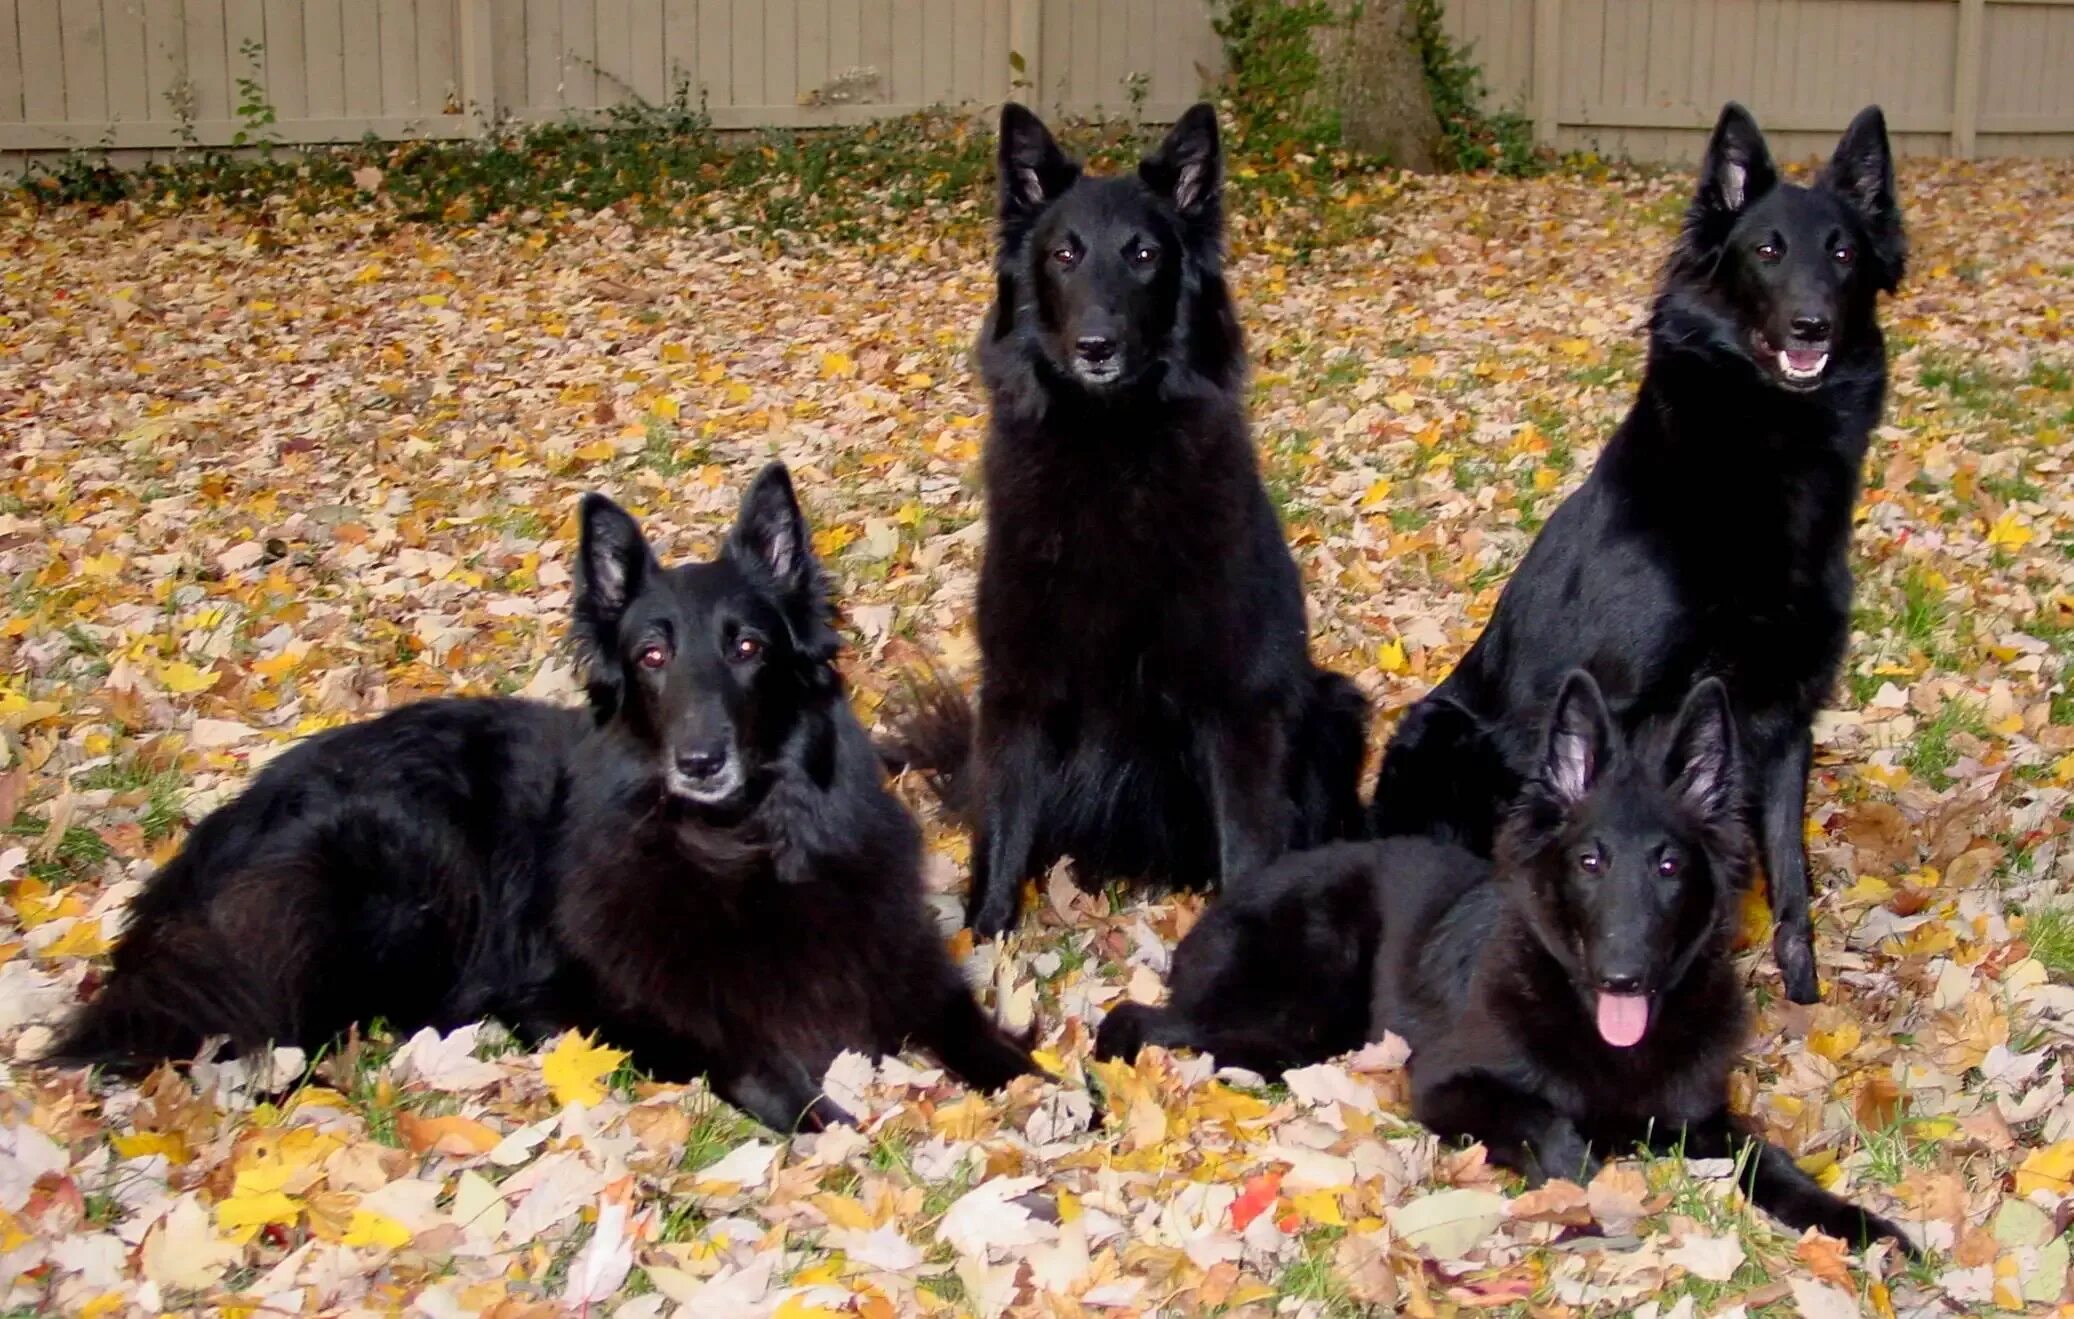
[[1367, 103, 1906, 1004], [890, 103, 1368, 938], [1100, 672, 1914, 1253], [47, 465, 1036, 1131]]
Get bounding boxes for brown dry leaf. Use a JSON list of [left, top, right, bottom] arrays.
[[1507, 1178, 1592, 1226]]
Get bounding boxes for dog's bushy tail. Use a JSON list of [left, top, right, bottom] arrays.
[[1290, 669, 1372, 844], [40, 860, 298, 1073], [877, 669, 980, 826]]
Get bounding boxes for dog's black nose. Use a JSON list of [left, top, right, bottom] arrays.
[[1599, 973, 1645, 995], [676, 747, 729, 780], [1076, 335, 1117, 363], [1789, 314, 1831, 342]]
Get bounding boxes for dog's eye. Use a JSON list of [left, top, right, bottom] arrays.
[[1755, 241, 1782, 261], [1050, 245, 1079, 268], [729, 635, 764, 663], [636, 643, 670, 670], [1832, 245, 1854, 265], [1128, 243, 1160, 266], [1657, 854, 1683, 878], [1577, 850, 1603, 874]]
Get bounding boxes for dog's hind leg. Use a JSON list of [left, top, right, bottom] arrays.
[[920, 981, 1041, 1091], [1367, 697, 1516, 852], [1758, 732, 1822, 1004], [1197, 715, 1293, 889], [1682, 1112, 1917, 1256], [1288, 670, 1371, 845], [969, 723, 1046, 937]]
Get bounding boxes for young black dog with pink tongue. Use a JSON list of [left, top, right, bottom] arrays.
[[1098, 671, 1915, 1254]]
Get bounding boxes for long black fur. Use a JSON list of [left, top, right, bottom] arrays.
[[1099, 671, 1914, 1254], [46, 464, 1037, 1131], [889, 102, 1368, 938], [1367, 103, 1906, 1005]]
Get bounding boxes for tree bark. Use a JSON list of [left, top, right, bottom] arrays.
[[1313, 0, 1444, 171]]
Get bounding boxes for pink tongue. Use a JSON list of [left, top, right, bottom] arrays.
[[1596, 992, 1650, 1048], [1785, 349, 1825, 371]]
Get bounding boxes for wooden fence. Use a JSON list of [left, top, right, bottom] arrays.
[[2, 0, 2070, 172]]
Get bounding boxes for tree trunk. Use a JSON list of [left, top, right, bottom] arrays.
[[1313, 0, 1444, 171]]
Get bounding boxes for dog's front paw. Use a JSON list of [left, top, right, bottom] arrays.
[[1774, 924, 1820, 1004], [1093, 1003, 1157, 1063]]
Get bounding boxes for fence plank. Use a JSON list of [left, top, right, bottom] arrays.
[[525, 0, 561, 110], [340, 0, 379, 115], [628, 0, 666, 102], [660, 0, 698, 100], [417, 0, 456, 114], [260, 0, 309, 119], [560, 0, 596, 106], [1533, 0, 1561, 145], [102, 1, 152, 125], [20, 2, 67, 129], [696, 0, 730, 104], [1953, 0, 1985, 155], [460, 0, 496, 117], [595, 0, 631, 102], [730, 0, 763, 106], [0, 0, 21, 124]]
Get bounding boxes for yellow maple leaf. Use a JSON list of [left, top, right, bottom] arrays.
[[542, 1031, 627, 1108], [774, 1298, 848, 1319], [812, 525, 857, 558], [40, 919, 110, 960], [1986, 513, 2033, 550], [216, 1188, 300, 1235], [79, 553, 123, 579], [2014, 1140, 2074, 1197], [341, 1208, 413, 1250], [112, 1130, 191, 1164], [820, 351, 858, 379], [1288, 1189, 1347, 1226], [1383, 391, 1417, 413], [810, 1192, 876, 1231], [652, 395, 681, 420], [1360, 477, 1394, 507], [1806, 1018, 1862, 1063], [1376, 638, 1408, 674], [571, 439, 617, 464], [158, 661, 221, 695]]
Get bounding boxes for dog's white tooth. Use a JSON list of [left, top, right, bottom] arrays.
[[1777, 350, 1794, 375]]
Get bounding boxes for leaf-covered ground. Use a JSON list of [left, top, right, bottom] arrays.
[[2, 150, 2073, 1318]]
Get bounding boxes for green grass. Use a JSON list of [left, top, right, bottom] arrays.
[[2026, 906, 2074, 981], [1902, 697, 1989, 789], [680, 1100, 763, 1175]]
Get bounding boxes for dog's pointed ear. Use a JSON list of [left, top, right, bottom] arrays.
[[999, 103, 1078, 228], [1824, 105, 1905, 292], [1140, 103, 1223, 221], [1542, 670, 1616, 806], [1694, 102, 1777, 218], [574, 493, 659, 716], [1665, 678, 1739, 819], [728, 462, 813, 591], [727, 463, 841, 666]]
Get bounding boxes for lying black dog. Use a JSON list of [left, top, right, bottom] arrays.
[[1101, 671, 1914, 1253], [48, 465, 1037, 1130]]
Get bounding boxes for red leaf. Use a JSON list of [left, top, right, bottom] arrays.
[[1230, 1170, 1283, 1231]]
